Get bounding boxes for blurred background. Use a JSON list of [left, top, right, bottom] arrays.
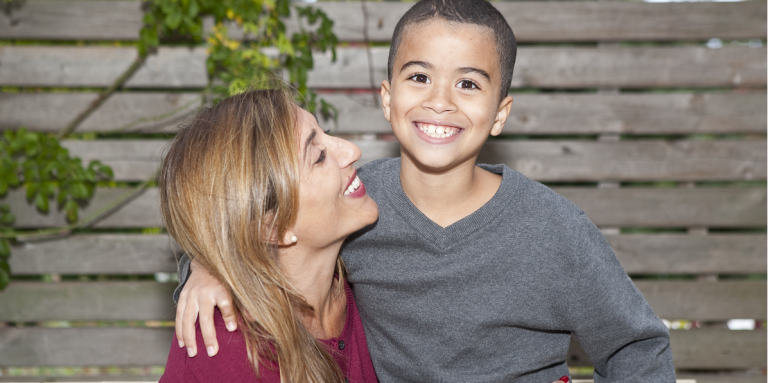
[[0, 0, 765, 381]]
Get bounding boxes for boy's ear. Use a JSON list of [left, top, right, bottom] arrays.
[[490, 95, 513, 137], [381, 80, 392, 122]]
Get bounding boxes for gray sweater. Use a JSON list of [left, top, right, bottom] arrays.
[[340, 159, 674, 382], [176, 158, 675, 382]]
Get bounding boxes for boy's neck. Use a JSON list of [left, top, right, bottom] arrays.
[[399, 155, 502, 228]]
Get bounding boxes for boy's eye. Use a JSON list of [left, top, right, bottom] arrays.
[[407, 74, 430, 84], [457, 80, 479, 90], [315, 148, 327, 165]]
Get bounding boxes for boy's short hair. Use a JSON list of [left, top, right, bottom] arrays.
[[387, 0, 517, 101]]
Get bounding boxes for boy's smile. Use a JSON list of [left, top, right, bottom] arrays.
[[381, 19, 513, 173]]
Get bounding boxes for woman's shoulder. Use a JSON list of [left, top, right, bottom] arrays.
[[160, 308, 280, 383]]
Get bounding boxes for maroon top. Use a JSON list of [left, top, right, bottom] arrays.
[[160, 282, 379, 383]]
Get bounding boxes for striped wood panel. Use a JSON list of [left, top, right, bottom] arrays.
[[1, 281, 763, 322], [57, 139, 766, 182], [0, 327, 763, 368], [1, 1, 764, 42], [3, 92, 765, 135], [4, 187, 765, 228], [9, 234, 766, 275], [1, 46, 765, 89]]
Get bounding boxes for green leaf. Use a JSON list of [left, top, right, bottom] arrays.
[[65, 200, 78, 223], [165, 12, 182, 29], [26, 182, 39, 202], [0, 239, 9, 259], [0, 261, 9, 291], [0, 212, 14, 226], [35, 192, 49, 212]]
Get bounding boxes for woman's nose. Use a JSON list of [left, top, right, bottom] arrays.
[[333, 136, 361, 168]]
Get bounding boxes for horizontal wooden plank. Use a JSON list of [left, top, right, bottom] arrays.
[[4, 187, 764, 228], [4, 92, 765, 135], [57, 139, 766, 182], [2, 280, 761, 322], [9, 234, 179, 275], [610, 234, 767, 275], [0, 327, 174, 366], [10, 233, 765, 275], [557, 187, 766, 228], [569, 329, 767, 368], [1, 46, 764, 89], [2, 1, 764, 42], [636, 281, 767, 321], [1, 327, 762, 368], [0, 282, 177, 322], [670, 329, 767, 369]]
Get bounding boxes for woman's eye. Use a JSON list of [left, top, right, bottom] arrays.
[[315, 148, 327, 164], [457, 80, 479, 90], [408, 74, 430, 84]]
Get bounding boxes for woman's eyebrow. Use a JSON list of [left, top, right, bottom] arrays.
[[457, 67, 491, 82], [302, 129, 317, 161]]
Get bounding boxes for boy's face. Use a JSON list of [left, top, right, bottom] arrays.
[[381, 19, 513, 173]]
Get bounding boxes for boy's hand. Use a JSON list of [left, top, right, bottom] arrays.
[[176, 261, 236, 357]]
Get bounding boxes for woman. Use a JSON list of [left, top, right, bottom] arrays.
[[158, 87, 379, 383]]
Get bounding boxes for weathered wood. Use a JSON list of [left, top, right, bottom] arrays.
[[635, 281, 766, 321], [9, 234, 179, 275], [609, 234, 767, 275], [557, 187, 766, 228], [2, 46, 764, 89], [1, 280, 760, 322], [670, 329, 767, 369], [2, 1, 764, 42], [478, 139, 766, 182], [0, 92, 201, 133], [567, 329, 767, 368], [0, 327, 174, 366], [58, 138, 767, 182], [0, 282, 177, 322], [1, 327, 762, 368], [4, 187, 764, 228], [5, 92, 765, 135], [10, 234, 765, 275]]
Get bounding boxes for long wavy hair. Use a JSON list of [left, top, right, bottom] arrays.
[[159, 88, 345, 383]]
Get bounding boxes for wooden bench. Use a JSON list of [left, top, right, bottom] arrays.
[[0, 1, 765, 382]]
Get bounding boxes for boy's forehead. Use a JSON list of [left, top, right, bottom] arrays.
[[395, 19, 500, 73]]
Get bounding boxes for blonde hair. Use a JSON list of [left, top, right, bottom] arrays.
[[159, 88, 345, 382]]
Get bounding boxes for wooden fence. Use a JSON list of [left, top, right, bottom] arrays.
[[0, 1, 766, 382]]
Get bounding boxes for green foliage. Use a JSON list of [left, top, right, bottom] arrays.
[[139, 0, 338, 118], [0, 128, 113, 290]]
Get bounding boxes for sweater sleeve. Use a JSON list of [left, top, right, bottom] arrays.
[[563, 212, 676, 382], [173, 253, 192, 304]]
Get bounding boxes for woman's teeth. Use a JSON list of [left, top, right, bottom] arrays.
[[344, 176, 362, 196], [417, 123, 460, 139]]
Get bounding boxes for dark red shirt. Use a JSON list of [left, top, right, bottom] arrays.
[[160, 282, 378, 382]]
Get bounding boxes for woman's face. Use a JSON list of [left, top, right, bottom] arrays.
[[289, 108, 379, 248]]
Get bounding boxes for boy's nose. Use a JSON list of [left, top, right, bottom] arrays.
[[422, 85, 456, 114]]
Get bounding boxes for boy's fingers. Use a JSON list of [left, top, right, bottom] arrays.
[[218, 298, 238, 332], [174, 292, 188, 348], [198, 297, 219, 357], [181, 299, 200, 357]]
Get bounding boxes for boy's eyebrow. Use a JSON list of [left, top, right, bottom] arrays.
[[303, 129, 317, 161], [400, 60, 433, 73], [457, 67, 491, 82]]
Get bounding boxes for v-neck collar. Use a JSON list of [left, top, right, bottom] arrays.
[[383, 159, 520, 250]]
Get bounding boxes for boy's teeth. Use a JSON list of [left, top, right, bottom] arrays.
[[417, 123, 459, 139], [344, 176, 362, 195]]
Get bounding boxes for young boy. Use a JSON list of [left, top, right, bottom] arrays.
[[173, 0, 676, 381]]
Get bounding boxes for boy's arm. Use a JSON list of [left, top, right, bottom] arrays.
[[564, 215, 676, 382], [174, 254, 237, 357]]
